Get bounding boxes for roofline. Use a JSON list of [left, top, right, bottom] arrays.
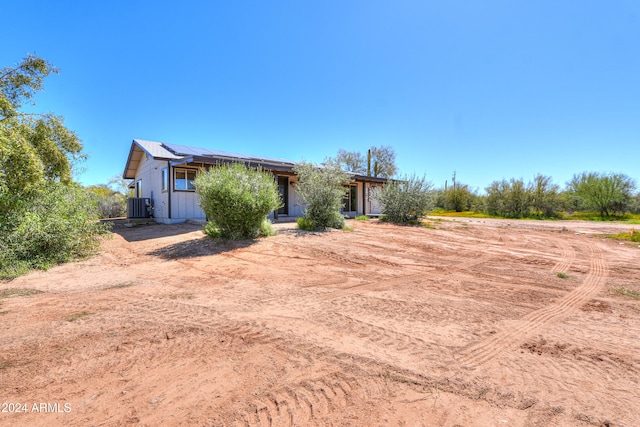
[[170, 156, 297, 173], [123, 139, 391, 183], [352, 174, 388, 183], [123, 140, 142, 179], [123, 139, 178, 179]]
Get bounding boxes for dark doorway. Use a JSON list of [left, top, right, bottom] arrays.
[[277, 176, 289, 215]]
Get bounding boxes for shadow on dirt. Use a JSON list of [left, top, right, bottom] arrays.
[[147, 236, 257, 260], [107, 221, 204, 243]]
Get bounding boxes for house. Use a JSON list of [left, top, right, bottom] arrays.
[[123, 139, 386, 224]]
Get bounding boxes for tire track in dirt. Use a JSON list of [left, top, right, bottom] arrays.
[[457, 241, 608, 369], [313, 310, 437, 359], [308, 253, 494, 304], [231, 373, 363, 427], [121, 298, 280, 347], [551, 238, 576, 273], [116, 298, 391, 426]]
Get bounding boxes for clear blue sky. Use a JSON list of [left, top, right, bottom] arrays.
[[3, 0, 639, 193]]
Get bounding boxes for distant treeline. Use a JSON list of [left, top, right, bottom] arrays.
[[432, 172, 639, 219]]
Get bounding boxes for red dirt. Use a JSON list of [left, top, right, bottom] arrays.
[[1, 217, 639, 426]]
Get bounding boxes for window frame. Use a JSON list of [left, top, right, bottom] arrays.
[[161, 167, 168, 192], [342, 185, 358, 212], [174, 168, 197, 192]]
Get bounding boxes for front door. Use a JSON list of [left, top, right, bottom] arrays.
[[277, 176, 289, 215]]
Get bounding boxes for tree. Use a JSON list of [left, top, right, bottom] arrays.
[[442, 171, 473, 212], [334, 149, 366, 175], [485, 178, 531, 218], [108, 174, 134, 197], [530, 174, 562, 217], [332, 145, 397, 178], [368, 145, 397, 178], [1, 54, 57, 121], [293, 160, 351, 230], [568, 172, 636, 218], [0, 54, 106, 278], [194, 163, 281, 239], [1, 55, 84, 196], [86, 184, 127, 218], [375, 173, 433, 223]]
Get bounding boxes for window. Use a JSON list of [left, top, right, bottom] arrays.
[[174, 168, 196, 191], [342, 185, 357, 211], [135, 180, 142, 198], [161, 168, 168, 192]]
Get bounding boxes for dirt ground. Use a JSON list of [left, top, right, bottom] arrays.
[[1, 217, 639, 426]]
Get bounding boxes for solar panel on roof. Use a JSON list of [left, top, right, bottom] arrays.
[[161, 142, 295, 165]]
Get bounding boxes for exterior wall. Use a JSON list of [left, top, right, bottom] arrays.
[[338, 182, 363, 218], [134, 159, 384, 222], [169, 166, 206, 222], [288, 176, 305, 217], [367, 183, 383, 215], [133, 158, 206, 223], [268, 175, 303, 219], [134, 155, 167, 220]]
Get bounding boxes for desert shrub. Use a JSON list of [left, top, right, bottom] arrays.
[[375, 174, 433, 223], [195, 163, 281, 239], [293, 161, 351, 230], [629, 193, 640, 214], [529, 174, 562, 218], [296, 217, 315, 231], [87, 185, 126, 218], [259, 218, 276, 236], [608, 229, 640, 243], [485, 178, 532, 218], [444, 183, 473, 212], [567, 172, 636, 218], [0, 183, 109, 279]]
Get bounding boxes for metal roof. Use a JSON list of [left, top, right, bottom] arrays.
[[123, 139, 182, 179], [123, 139, 387, 183], [162, 142, 295, 165], [134, 139, 182, 160]]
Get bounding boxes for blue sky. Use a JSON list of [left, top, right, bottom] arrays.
[[3, 0, 639, 193]]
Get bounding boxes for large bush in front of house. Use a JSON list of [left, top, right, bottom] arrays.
[[293, 161, 351, 230], [0, 55, 110, 279], [194, 163, 281, 239], [0, 182, 109, 278], [375, 174, 434, 224]]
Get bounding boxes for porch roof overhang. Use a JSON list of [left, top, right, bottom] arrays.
[[351, 174, 388, 184], [169, 155, 297, 173]]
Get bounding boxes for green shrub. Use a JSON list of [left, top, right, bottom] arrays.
[[259, 218, 276, 237], [607, 229, 640, 243], [296, 216, 315, 231], [0, 183, 110, 279], [86, 185, 127, 218], [355, 215, 369, 221], [293, 161, 351, 230], [195, 163, 281, 239], [375, 174, 433, 224]]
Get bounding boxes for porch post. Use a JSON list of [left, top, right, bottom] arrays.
[[362, 181, 367, 216], [273, 174, 278, 220]]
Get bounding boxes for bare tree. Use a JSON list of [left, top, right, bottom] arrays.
[[334, 149, 366, 175], [332, 146, 397, 178]]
